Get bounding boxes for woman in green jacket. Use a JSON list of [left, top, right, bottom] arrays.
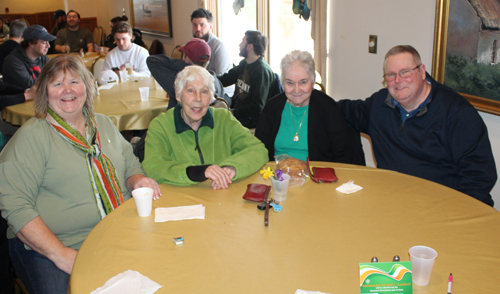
[[143, 65, 268, 189]]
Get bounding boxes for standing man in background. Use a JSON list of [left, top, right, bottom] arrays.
[[50, 9, 67, 36], [191, 8, 234, 98], [54, 10, 94, 53], [218, 30, 277, 129]]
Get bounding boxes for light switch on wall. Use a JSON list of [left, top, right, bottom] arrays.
[[369, 35, 377, 54]]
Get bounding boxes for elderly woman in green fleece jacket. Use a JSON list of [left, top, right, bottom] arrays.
[[143, 65, 268, 189]]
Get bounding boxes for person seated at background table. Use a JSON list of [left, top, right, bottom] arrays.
[[0, 19, 27, 73], [143, 65, 268, 189], [0, 81, 35, 108], [255, 50, 365, 165], [54, 10, 94, 53], [103, 21, 150, 78], [50, 9, 67, 36], [337, 45, 497, 206], [0, 54, 161, 294], [104, 15, 145, 50], [2, 25, 55, 89], [218, 30, 278, 129], [147, 38, 224, 109], [0, 17, 9, 41]]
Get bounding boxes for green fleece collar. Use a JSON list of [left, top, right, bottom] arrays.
[[174, 104, 214, 134]]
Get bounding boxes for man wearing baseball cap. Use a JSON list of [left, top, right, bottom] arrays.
[[50, 9, 67, 36], [147, 38, 225, 110], [2, 25, 55, 89]]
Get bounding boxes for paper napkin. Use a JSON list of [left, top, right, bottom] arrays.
[[336, 180, 363, 194], [91, 270, 162, 294], [155, 204, 205, 222], [295, 290, 331, 294], [98, 83, 116, 90]]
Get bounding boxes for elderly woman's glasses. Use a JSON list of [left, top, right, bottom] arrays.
[[383, 65, 421, 82]]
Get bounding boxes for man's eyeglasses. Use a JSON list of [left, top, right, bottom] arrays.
[[383, 65, 421, 82]]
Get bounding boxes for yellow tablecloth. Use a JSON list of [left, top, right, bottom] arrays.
[[1, 77, 168, 131], [69, 162, 500, 293]]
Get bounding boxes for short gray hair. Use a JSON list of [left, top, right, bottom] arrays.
[[384, 45, 422, 71], [9, 19, 28, 38], [280, 50, 316, 85], [174, 65, 215, 101]]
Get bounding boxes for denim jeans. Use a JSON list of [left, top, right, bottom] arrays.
[[9, 237, 70, 294]]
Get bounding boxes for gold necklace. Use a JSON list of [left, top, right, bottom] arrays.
[[289, 103, 308, 142]]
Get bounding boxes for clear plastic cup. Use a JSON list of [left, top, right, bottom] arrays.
[[271, 174, 290, 202], [119, 70, 127, 82], [139, 87, 149, 101], [126, 63, 133, 75], [409, 245, 438, 286], [132, 187, 154, 217]]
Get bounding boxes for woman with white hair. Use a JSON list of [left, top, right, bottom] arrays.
[[255, 50, 364, 165], [143, 65, 268, 189]]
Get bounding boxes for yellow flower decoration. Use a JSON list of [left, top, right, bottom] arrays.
[[260, 167, 274, 180]]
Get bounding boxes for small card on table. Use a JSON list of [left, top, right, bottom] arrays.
[[359, 261, 412, 294]]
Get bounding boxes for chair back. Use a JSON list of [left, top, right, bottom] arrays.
[[268, 73, 284, 101], [149, 39, 165, 55], [92, 57, 106, 77], [93, 26, 105, 46], [171, 45, 184, 60], [212, 97, 229, 110], [314, 82, 326, 92]]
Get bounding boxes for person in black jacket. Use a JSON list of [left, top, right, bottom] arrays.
[[0, 19, 27, 73], [255, 50, 365, 165], [147, 38, 224, 110], [337, 45, 496, 206], [2, 25, 55, 89]]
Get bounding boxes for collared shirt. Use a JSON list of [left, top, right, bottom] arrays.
[[393, 78, 431, 124], [174, 104, 214, 134]]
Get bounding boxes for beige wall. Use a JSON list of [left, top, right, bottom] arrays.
[[1, 0, 199, 55], [0, 0, 62, 13]]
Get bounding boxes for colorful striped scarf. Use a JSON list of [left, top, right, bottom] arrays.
[[46, 107, 123, 219]]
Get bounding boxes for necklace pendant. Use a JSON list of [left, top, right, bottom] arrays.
[[294, 135, 299, 142]]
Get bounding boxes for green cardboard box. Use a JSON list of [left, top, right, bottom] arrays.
[[360, 261, 412, 293]]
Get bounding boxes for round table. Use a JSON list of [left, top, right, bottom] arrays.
[[69, 162, 500, 293], [1, 77, 168, 131]]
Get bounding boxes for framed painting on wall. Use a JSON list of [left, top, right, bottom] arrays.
[[130, 0, 173, 37], [432, 0, 500, 115]]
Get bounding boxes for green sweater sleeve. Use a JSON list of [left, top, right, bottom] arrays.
[[142, 112, 199, 186], [216, 109, 268, 180], [0, 121, 47, 236], [142, 109, 268, 185]]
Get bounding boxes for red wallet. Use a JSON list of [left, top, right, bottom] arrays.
[[307, 157, 338, 183], [242, 184, 271, 202]]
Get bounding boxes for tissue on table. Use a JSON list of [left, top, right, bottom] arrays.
[[155, 204, 205, 222], [91, 270, 162, 294], [336, 180, 363, 194], [295, 290, 331, 294]]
